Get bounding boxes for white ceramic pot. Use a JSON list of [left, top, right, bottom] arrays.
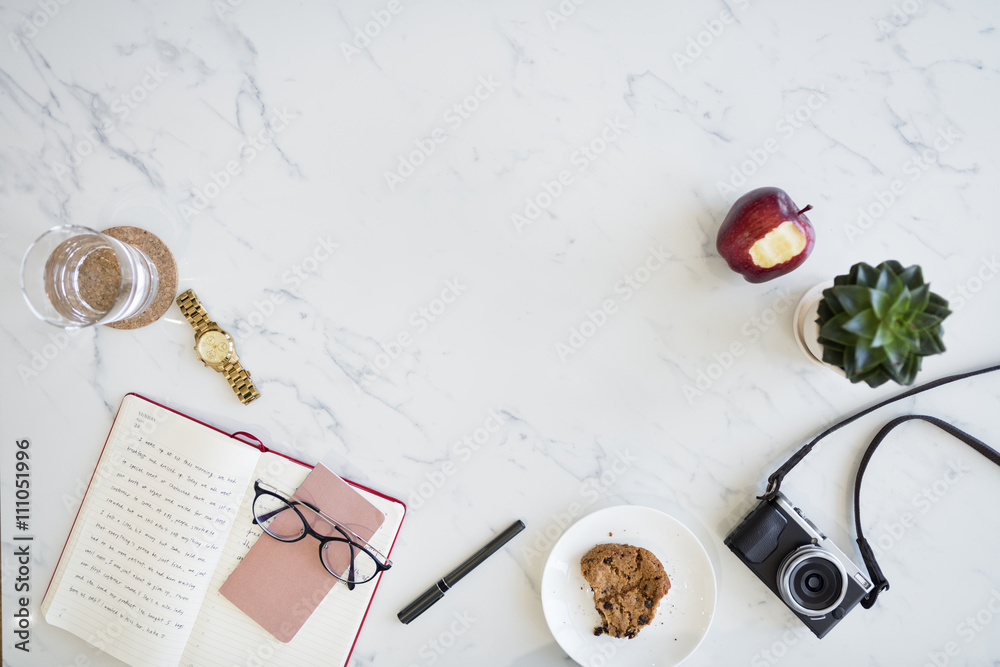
[[792, 281, 845, 376]]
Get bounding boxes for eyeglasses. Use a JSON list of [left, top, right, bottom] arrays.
[[251, 480, 392, 589]]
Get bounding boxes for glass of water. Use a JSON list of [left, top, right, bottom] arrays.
[[21, 225, 159, 328]]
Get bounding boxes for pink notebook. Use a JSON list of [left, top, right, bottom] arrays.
[[220, 464, 387, 642]]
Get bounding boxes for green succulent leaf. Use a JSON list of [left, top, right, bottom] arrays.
[[900, 355, 922, 385], [911, 311, 944, 330], [882, 335, 909, 366], [822, 346, 846, 368], [852, 263, 878, 287], [816, 305, 835, 330], [874, 265, 894, 293], [927, 294, 952, 318], [828, 285, 872, 316], [842, 310, 880, 339], [897, 264, 923, 289], [818, 291, 844, 320], [863, 368, 891, 388], [841, 348, 858, 378], [819, 313, 861, 346], [916, 329, 946, 355], [887, 270, 906, 301], [909, 284, 931, 313], [928, 292, 950, 306], [897, 325, 920, 349], [870, 289, 892, 319], [871, 322, 895, 348], [888, 287, 912, 319], [881, 259, 905, 276], [854, 339, 888, 374]]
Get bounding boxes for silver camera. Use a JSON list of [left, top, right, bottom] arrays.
[[725, 493, 874, 638]]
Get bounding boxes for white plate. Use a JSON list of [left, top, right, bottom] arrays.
[[541, 506, 717, 667]]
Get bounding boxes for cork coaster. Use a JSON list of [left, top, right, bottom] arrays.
[[102, 226, 178, 330]]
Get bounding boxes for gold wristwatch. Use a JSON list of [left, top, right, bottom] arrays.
[[176, 289, 260, 405]]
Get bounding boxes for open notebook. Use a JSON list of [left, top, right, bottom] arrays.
[[40, 393, 405, 667]]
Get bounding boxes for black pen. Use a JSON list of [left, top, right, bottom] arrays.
[[397, 519, 526, 624]]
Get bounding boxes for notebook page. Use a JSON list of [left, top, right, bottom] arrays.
[[41, 395, 260, 667], [182, 451, 405, 667]]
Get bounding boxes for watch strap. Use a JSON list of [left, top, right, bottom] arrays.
[[176, 289, 213, 334], [223, 359, 261, 405]]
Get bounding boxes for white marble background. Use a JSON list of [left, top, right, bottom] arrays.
[[2, 0, 1000, 665]]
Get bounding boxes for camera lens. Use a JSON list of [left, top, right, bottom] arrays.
[[777, 545, 847, 618]]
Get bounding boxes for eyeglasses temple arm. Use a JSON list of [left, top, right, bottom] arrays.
[[309, 505, 391, 563]]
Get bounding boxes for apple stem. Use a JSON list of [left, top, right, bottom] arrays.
[[798, 205, 813, 215]]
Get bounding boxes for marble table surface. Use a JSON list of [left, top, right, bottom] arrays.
[[3, 0, 1000, 665]]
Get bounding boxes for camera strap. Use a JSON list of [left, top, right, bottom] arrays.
[[852, 414, 1000, 608], [760, 363, 1000, 501], [854, 415, 1000, 609], [757, 362, 1000, 609]]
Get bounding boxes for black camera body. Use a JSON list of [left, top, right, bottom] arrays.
[[725, 492, 874, 638]]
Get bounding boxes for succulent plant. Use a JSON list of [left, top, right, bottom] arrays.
[[816, 260, 950, 387]]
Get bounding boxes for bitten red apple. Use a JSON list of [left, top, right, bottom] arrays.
[[716, 186, 815, 283]]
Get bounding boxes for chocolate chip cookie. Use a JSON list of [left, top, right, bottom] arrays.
[[580, 543, 670, 639]]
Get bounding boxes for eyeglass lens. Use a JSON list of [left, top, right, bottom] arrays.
[[253, 492, 306, 541]]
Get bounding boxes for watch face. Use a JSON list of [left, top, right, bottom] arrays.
[[196, 330, 233, 365]]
